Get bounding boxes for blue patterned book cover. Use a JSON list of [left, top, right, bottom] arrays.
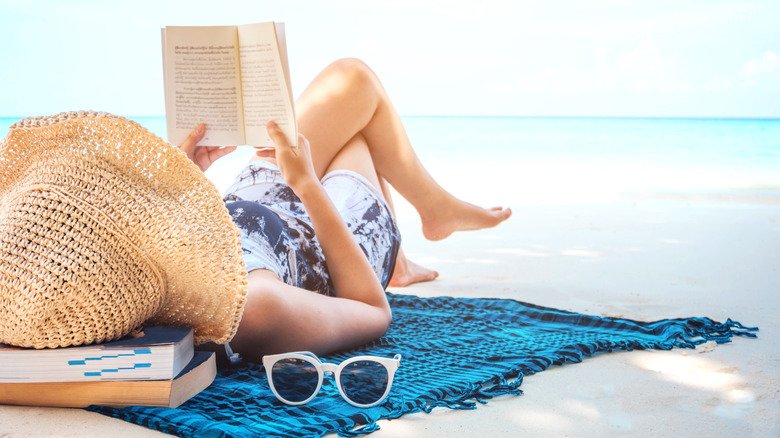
[[0, 326, 193, 383]]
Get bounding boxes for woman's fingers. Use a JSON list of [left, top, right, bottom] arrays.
[[267, 121, 317, 191], [266, 121, 291, 150], [180, 124, 205, 157], [207, 146, 237, 163], [176, 124, 236, 172]]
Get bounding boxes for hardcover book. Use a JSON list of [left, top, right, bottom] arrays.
[[0, 326, 194, 383], [0, 351, 216, 408]]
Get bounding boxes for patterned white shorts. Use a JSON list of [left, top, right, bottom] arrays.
[[223, 160, 400, 294]]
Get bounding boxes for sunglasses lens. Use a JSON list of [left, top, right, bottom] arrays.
[[340, 360, 389, 406], [271, 358, 319, 403]]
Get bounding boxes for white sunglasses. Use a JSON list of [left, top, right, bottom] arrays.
[[262, 351, 402, 408]]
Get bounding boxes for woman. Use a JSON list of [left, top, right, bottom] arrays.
[[180, 58, 511, 359]]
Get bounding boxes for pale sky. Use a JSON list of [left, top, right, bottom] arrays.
[[0, 0, 778, 118]]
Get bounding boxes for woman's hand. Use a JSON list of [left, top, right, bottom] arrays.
[[179, 123, 237, 172], [266, 121, 319, 193]]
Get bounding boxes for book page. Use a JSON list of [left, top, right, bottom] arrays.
[[237, 22, 297, 147], [163, 26, 245, 146], [275, 23, 294, 103]]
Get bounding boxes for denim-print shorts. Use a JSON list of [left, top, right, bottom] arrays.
[[223, 160, 401, 295]]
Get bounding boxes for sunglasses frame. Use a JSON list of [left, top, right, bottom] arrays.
[[262, 351, 402, 408]]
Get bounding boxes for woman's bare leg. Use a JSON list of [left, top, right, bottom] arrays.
[[290, 58, 511, 241], [320, 126, 444, 287], [376, 178, 439, 287], [248, 113, 440, 286], [320, 133, 438, 287]]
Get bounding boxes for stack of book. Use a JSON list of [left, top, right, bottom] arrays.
[[0, 326, 216, 408]]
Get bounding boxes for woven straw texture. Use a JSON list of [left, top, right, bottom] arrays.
[[0, 111, 247, 349]]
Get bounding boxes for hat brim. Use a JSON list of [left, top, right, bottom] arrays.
[[0, 111, 247, 348]]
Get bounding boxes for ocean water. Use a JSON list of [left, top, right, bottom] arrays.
[[2, 116, 778, 204]]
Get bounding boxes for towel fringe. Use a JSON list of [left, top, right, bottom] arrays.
[[334, 316, 758, 436], [389, 374, 524, 416], [337, 422, 380, 437], [673, 317, 758, 348]]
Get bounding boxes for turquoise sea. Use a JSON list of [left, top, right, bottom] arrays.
[[2, 116, 779, 204]]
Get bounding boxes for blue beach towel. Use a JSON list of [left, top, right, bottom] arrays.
[[89, 293, 756, 437]]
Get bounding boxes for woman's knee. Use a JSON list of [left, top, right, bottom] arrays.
[[325, 58, 381, 97], [324, 133, 383, 191]]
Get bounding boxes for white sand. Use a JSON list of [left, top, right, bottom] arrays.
[[1, 194, 778, 437]]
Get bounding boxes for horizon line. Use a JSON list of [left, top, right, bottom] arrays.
[[2, 114, 779, 122]]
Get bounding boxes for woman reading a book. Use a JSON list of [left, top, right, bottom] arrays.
[[179, 58, 511, 359]]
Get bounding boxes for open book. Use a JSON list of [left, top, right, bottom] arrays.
[[161, 22, 296, 147]]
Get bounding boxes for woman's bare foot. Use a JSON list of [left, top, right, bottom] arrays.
[[421, 198, 512, 241], [389, 248, 439, 287]]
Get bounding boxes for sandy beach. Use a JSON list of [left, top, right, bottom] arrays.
[[2, 0, 779, 434], [1, 188, 777, 437]]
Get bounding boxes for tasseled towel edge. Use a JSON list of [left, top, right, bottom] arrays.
[[336, 317, 757, 437], [336, 375, 524, 437]]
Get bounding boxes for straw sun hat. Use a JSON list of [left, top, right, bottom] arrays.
[[0, 111, 247, 349]]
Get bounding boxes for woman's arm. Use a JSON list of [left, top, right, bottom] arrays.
[[228, 123, 391, 358], [268, 122, 389, 310], [234, 270, 390, 358]]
